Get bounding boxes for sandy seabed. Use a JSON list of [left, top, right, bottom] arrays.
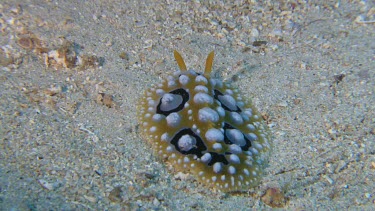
[[1, 1, 374, 210]]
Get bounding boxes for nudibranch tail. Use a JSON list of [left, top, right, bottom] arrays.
[[204, 51, 215, 78], [173, 50, 187, 71]]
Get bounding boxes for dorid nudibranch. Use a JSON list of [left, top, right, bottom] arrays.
[[137, 50, 272, 192]]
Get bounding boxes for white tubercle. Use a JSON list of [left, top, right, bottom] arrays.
[[166, 112, 181, 127], [201, 153, 212, 163], [228, 166, 236, 175], [218, 94, 237, 111], [160, 93, 182, 111], [194, 85, 209, 93], [152, 114, 164, 122], [195, 75, 208, 84], [229, 144, 242, 154], [194, 93, 214, 104], [205, 128, 224, 142], [198, 107, 219, 123], [213, 162, 223, 173], [216, 106, 225, 117], [229, 154, 240, 164], [179, 75, 190, 85], [226, 129, 246, 146], [213, 143, 223, 151], [230, 112, 244, 125], [178, 135, 196, 152]]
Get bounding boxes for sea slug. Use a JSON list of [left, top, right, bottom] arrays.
[[137, 50, 272, 191]]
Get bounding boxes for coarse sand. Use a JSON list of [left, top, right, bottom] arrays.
[[1, 1, 374, 210]]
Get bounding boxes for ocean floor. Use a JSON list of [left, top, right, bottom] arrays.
[[1, 0, 374, 210]]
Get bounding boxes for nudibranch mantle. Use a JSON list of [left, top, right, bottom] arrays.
[[137, 50, 272, 191]]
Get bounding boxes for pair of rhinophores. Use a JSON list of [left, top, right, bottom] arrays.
[[137, 50, 272, 191]]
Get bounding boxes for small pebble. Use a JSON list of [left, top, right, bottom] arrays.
[[84, 195, 97, 203], [261, 188, 287, 208], [38, 179, 54, 190], [323, 175, 334, 185], [251, 28, 260, 37], [153, 198, 160, 207], [108, 186, 124, 203], [335, 160, 348, 173]]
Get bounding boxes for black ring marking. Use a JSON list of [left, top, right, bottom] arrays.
[[170, 128, 207, 156], [214, 89, 242, 112], [207, 152, 229, 166], [223, 122, 252, 151], [156, 88, 189, 116], [170, 129, 230, 166]]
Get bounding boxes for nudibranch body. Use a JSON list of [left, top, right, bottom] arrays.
[[137, 50, 272, 191]]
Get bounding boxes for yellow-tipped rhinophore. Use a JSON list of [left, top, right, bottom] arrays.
[[204, 51, 215, 77], [174, 50, 187, 71]]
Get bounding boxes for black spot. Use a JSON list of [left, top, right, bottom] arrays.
[[170, 128, 206, 156], [213, 89, 242, 112], [207, 152, 229, 166], [156, 88, 189, 116], [170, 129, 231, 166], [223, 123, 251, 151]]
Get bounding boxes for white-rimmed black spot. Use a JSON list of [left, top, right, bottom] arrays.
[[223, 123, 252, 151], [170, 128, 206, 156], [156, 88, 189, 116], [214, 89, 242, 112], [206, 152, 229, 166]]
